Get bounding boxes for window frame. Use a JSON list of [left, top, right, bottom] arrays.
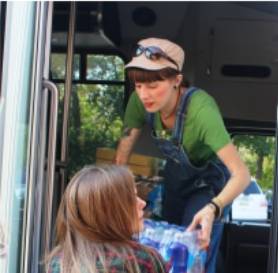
[[50, 47, 127, 84], [50, 47, 130, 107], [227, 125, 276, 224]]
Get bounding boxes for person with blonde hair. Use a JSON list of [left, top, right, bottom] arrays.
[[115, 37, 250, 273], [46, 165, 168, 273]]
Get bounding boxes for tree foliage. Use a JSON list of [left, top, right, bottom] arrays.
[[53, 53, 125, 177], [233, 135, 275, 190]]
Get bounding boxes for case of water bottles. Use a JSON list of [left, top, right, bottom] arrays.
[[138, 219, 207, 273]]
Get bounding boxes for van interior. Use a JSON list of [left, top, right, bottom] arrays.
[[48, 2, 278, 273]]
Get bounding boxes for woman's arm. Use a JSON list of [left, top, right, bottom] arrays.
[[115, 128, 142, 165], [187, 142, 250, 248], [214, 142, 250, 207]]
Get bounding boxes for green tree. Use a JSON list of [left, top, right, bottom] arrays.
[[233, 135, 275, 190], [52, 53, 125, 178], [67, 55, 125, 177]]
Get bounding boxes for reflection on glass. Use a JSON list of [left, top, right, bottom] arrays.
[[67, 84, 125, 177], [0, 222, 6, 258], [0, 2, 35, 273], [86, 55, 125, 81]]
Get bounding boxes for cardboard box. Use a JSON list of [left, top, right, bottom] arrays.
[[96, 147, 158, 177]]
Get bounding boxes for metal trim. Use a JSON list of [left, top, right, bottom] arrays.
[[267, 103, 278, 273]]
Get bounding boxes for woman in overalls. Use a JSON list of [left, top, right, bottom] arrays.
[[115, 37, 250, 273]]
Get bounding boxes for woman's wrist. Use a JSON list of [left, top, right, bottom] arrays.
[[206, 203, 217, 218], [209, 197, 224, 219], [212, 196, 224, 209]]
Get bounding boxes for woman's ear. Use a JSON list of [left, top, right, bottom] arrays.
[[175, 74, 183, 87]]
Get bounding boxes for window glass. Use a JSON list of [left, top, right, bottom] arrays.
[[67, 84, 124, 176], [232, 135, 275, 222], [51, 53, 125, 179], [86, 55, 124, 81], [51, 53, 80, 80], [0, 2, 35, 272]]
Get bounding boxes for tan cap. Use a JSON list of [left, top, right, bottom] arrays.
[[125, 37, 185, 72]]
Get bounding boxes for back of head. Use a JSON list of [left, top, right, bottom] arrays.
[[47, 166, 167, 273], [57, 164, 138, 244]]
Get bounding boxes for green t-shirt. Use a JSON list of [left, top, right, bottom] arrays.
[[123, 89, 231, 165]]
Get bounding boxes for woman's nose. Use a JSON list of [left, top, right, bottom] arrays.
[[138, 197, 146, 209], [137, 86, 149, 100]]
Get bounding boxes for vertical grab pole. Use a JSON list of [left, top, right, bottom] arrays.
[[42, 80, 58, 255], [60, 2, 76, 189]]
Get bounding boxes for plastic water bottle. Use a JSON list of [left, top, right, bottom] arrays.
[[183, 230, 198, 272], [139, 227, 159, 250], [168, 232, 189, 273], [159, 229, 176, 262], [139, 219, 206, 273], [152, 184, 163, 217], [154, 224, 166, 244], [190, 250, 206, 273], [186, 231, 207, 273], [143, 218, 157, 229]]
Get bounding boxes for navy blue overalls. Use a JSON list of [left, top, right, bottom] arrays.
[[147, 87, 231, 273]]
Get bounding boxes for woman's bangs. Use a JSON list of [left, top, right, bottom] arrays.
[[128, 69, 165, 83]]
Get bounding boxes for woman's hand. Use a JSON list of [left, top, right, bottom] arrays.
[[186, 204, 216, 249]]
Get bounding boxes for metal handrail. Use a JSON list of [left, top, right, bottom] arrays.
[[42, 80, 58, 255]]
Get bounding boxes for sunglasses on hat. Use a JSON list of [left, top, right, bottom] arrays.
[[134, 44, 179, 71]]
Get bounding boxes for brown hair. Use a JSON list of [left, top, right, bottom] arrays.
[[46, 165, 165, 273], [127, 67, 190, 87], [57, 164, 138, 243]]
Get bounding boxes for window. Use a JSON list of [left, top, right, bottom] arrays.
[[0, 2, 36, 272], [50, 53, 80, 80], [67, 83, 125, 175], [232, 134, 275, 222], [50, 52, 125, 177], [86, 54, 124, 81]]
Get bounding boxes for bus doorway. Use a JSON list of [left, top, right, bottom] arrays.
[[0, 2, 278, 273], [49, 2, 278, 273]]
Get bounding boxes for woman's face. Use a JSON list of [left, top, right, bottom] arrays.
[[135, 79, 177, 113], [135, 191, 146, 232]]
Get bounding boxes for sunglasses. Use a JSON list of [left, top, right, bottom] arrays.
[[134, 44, 179, 71]]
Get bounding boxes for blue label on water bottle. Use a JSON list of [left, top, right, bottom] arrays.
[[168, 241, 188, 273]]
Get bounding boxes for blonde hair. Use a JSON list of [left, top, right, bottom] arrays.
[[46, 165, 165, 273]]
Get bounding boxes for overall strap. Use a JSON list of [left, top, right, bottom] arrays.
[[172, 86, 199, 145], [146, 112, 155, 129]]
